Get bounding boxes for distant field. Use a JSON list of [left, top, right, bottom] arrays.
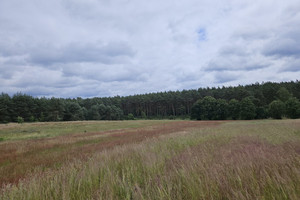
[[1, 120, 300, 199], [0, 120, 171, 141]]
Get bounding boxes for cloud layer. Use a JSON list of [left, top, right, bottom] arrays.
[[0, 0, 300, 97]]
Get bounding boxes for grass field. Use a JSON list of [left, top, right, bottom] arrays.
[[1, 119, 300, 199]]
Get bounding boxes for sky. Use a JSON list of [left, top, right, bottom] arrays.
[[0, 0, 300, 98]]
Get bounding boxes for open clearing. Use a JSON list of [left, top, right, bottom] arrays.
[[1, 119, 300, 199]]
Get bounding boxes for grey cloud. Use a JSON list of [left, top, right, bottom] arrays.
[[0, 41, 28, 57], [60, 64, 141, 82], [281, 65, 300, 72], [206, 58, 268, 72], [10, 83, 103, 98], [22, 87, 54, 97], [263, 38, 300, 58], [1, 0, 300, 98], [235, 32, 270, 41], [176, 72, 199, 82], [0, 39, 135, 66], [279, 59, 300, 72], [1, 55, 28, 67], [28, 42, 135, 65], [262, 9, 300, 58], [214, 71, 239, 84], [204, 42, 269, 72], [0, 66, 21, 79], [219, 45, 248, 57]]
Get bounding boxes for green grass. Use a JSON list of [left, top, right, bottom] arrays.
[[0, 120, 171, 141], [1, 119, 300, 199]]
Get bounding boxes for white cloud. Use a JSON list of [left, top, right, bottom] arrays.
[[0, 0, 300, 97]]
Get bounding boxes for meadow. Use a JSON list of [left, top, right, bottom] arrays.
[[1, 119, 300, 199]]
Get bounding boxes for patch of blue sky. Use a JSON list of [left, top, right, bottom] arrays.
[[197, 28, 206, 41]]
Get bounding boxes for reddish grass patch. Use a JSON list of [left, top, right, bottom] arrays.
[[166, 135, 300, 199], [0, 121, 220, 187]]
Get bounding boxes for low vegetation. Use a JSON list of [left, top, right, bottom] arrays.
[[1, 119, 300, 199]]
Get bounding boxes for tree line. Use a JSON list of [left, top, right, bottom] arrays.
[[0, 81, 300, 123]]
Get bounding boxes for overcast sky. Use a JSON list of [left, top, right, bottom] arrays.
[[1, 0, 300, 98]]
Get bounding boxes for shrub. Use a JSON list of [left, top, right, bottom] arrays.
[[17, 116, 24, 124], [240, 97, 256, 120], [268, 100, 285, 119], [141, 111, 147, 119], [285, 97, 300, 119], [30, 116, 36, 122], [127, 113, 135, 120], [168, 115, 176, 120]]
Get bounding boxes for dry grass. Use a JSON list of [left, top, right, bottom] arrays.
[[0, 120, 171, 141], [1, 119, 300, 199], [0, 120, 219, 186]]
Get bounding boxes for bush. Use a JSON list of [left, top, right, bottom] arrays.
[[240, 97, 256, 120], [127, 113, 135, 120], [168, 115, 176, 120], [228, 99, 240, 120], [255, 106, 267, 119], [190, 96, 217, 120], [141, 111, 147, 119], [29, 116, 36, 122], [268, 100, 285, 119], [17, 116, 24, 124], [285, 97, 300, 119]]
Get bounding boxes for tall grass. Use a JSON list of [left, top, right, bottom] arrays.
[[0, 120, 170, 141], [0, 120, 194, 185], [1, 120, 300, 199]]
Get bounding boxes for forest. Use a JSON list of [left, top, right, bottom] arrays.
[[0, 80, 300, 123]]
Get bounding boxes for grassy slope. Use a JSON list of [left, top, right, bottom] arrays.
[[1, 120, 300, 199]]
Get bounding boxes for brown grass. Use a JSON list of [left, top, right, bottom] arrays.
[[2, 120, 300, 200], [0, 120, 220, 186], [165, 135, 300, 199]]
